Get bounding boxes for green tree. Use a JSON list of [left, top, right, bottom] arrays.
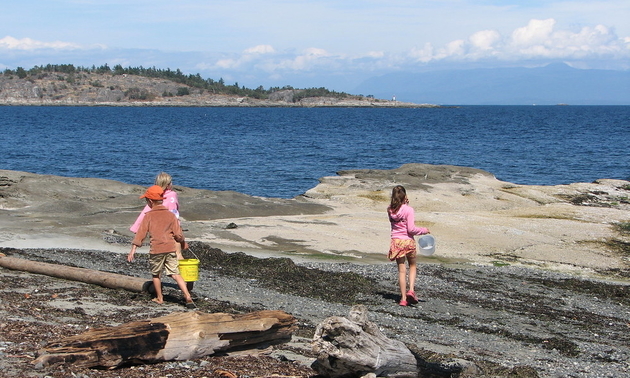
[[96, 64, 111, 74], [16, 67, 27, 79], [113, 64, 125, 75], [3, 63, 352, 102]]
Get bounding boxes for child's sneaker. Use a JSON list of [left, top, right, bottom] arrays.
[[406, 290, 419, 304], [399, 300, 408, 306]]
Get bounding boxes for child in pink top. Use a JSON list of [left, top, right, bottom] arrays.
[[127, 185, 194, 308], [130, 172, 183, 259], [388, 185, 429, 306]]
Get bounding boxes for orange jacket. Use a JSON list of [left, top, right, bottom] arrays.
[[132, 205, 185, 254]]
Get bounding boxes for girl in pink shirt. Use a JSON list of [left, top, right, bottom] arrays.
[[388, 185, 430, 306], [130, 172, 183, 258]]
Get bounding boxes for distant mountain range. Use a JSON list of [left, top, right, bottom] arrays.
[[353, 63, 630, 105]]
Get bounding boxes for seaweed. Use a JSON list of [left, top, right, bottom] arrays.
[[189, 241, 379, 305]]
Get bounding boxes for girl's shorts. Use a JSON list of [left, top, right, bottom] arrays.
[[149, 252, 180, 276], [388, 239, 417, 261]]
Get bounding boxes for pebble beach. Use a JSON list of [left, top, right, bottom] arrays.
[[1, 164, 629, 377]]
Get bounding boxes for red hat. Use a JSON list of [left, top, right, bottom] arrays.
[[140, 185, 164, 200]]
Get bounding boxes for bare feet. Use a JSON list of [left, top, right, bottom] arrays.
[[151, 298, 164, 304]]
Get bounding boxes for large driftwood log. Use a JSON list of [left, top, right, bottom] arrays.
[[32, 310, 297, 369], [312, 305, 418, 378], [0, 254, 151, 292]]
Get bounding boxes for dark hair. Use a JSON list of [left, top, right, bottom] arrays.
[[389, 185, 407, 213]]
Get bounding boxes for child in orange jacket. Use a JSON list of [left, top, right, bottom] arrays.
[[127, 185, 194, 309]]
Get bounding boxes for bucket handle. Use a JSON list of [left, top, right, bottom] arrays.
[[186, 246, 201, 261]]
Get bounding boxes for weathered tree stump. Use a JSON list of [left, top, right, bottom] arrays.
[[312, 305, 418, 378], [32, 310, 297, 369]]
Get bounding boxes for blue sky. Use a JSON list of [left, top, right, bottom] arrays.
[[1, 0, 628, 91]]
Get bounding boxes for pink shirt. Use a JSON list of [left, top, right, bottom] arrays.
[[130, 189, 180, 233], [388, 204, 429, 240], [162, 189, 180, 217]]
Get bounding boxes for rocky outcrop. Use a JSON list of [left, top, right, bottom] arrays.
[[0, 73, 437, 108], [2, 165, 629, 274]]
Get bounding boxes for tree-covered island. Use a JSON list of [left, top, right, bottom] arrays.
[[0, 64, 437, 107]]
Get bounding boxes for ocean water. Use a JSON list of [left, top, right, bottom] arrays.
[[0, 105, 628, 198]]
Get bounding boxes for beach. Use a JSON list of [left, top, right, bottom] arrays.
[[1, 164, 629, 377], [2, 164, 628, 272]]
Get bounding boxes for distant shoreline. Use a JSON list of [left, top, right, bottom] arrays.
[[0, 100, 442, 108], [0, 70, 440, 108]]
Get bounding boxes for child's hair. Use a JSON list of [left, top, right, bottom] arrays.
[[389, 185, 407, 213], [154, 172, 173, 190]]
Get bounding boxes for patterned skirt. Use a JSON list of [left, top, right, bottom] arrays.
[[388, 238, 417, 261]]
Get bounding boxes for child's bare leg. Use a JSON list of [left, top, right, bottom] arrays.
[[152, 275, 163, 304], [407, 255, 417, 293], [175, 242, 183, 260], [172, 274, 193, 303], [396, 257, 407, 301]]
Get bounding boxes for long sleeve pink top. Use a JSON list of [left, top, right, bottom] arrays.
[[388, 204, 429, 240], [130, 189, 180, 233]]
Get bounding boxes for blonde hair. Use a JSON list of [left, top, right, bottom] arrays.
[[154, 172, 172, 190]]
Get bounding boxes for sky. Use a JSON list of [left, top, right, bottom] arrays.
[[1, 0, 629, 92]]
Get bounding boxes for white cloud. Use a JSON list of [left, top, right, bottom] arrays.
[[214, 58, 238, 70], [469, 30, 501, 51], [209, 46, 338, 73], [440, 40, 466, 58], [243, 45, 276, 54], [192, 17, 628, 88], [403, 18, 630, 64], [505, 19, 628, 59], [211, 45, 278, 70], [265, 48, 331, 71], [408, 43, 435, 63], [0, 36, 81, 50], [366, 51, 385, 58], [2, 15, 628, 91], [511, 19, 556, 47]]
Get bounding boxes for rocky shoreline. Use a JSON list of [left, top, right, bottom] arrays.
[[1, 242, 629, 378], [1, 166, 629, 377], [0, 72, 438, 108]]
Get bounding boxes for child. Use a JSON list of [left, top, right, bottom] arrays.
[[387, 185, 430, 306], [127, 185, 195, 309], [130, 172, 183, 259]]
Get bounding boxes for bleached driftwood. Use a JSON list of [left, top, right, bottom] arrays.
[[312, 305, 418, 378], [0, 254, 151, 292], [32, 310, 297, 369]]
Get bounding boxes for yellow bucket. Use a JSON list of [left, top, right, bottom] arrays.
[[178, 259, 200, 282]]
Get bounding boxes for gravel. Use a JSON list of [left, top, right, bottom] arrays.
[[1, 241, 629, 378]]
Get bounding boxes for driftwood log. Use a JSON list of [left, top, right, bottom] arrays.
[[32, 310, 297, 369], [0, 255, 297, 369], [312, 305, 418, 378], [0, 254, 151, 292]]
